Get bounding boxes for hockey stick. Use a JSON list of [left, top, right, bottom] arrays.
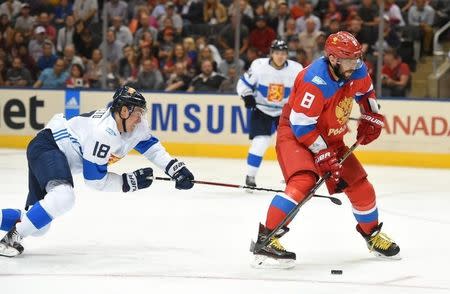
[[153, 176, 342, 205], [255, 103, 283, 109], [251, 137, 364, 254]]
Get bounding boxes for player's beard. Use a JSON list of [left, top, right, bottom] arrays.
[[331, 62, 353, 80]]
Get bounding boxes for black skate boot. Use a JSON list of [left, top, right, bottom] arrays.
[[245, 175, 256, 193], [250, 223, 296, 269], [0, 225, 24, 257], [357, 222, 400, 259]]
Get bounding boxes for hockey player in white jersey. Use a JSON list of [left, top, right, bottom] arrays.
[[236, 40, 303, 189], [0, 86, 195, 257]]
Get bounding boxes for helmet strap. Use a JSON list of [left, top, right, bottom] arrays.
[[119, 106, 134, 133]]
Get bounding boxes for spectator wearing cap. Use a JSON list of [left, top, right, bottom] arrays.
[[5, 57, 33, 87], [33, 58, 69, 88], [160, 2, 183, 35], [28, 26, 52, 63], [57, 15, 76, 54], [37, 40, 58, 71], [105, 0, 128, 24], [298, 18, 324, 63], [0, 0, 22, 20], [38, 12, 57, 42], [188, 59, 225, 92], [249, 15, 276, 56], [295, 2, 321, 34], [73, 0, 98, 24], [381, 48, 411, 97], [14, 4, 35, 37], [54, 0, 74, 29], [203, 0, 227, 25]]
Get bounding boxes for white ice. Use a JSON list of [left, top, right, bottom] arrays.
[[0, 149, 449, 294]]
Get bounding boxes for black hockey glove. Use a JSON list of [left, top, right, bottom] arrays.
[[165, 159, 194, 190], [122, 167, 153, 192], [242, 95, 256, 109]]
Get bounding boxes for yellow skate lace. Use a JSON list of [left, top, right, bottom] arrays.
[[369, 232, 393, 251], [269, 237, 286, 251]]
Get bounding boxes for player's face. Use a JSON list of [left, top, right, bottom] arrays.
[[271, 50, 288, 67], [123, 106, 146, 132], [336, 58, 361, 79]]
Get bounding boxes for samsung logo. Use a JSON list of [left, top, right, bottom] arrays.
[[150, 103, 250, 134]]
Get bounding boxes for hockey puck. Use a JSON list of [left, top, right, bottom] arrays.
[[331, 270, 343, 275]]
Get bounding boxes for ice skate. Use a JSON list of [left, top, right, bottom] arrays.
[[0, 225, 24, 257], [250, 223, 296, 269], [357, 222, 401, 260], [245, 175, 256, 193]]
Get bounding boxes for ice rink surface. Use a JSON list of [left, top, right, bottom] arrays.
[[0, 148, 449, 294]]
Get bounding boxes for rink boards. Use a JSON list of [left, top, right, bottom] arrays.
[[0, 89, 449, 168]]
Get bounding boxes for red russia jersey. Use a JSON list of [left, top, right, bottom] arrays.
[[280, 57, 377, 149]]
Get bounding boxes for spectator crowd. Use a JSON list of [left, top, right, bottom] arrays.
[[0, 0, 448, 96]]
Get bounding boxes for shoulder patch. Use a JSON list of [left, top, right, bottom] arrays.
[[311, 76, 327, 85]]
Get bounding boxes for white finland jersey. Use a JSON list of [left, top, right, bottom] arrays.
[[236, 58, 303, 117], [45, 108, 173, 192]]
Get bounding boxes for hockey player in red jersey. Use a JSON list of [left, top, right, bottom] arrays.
[[251, 31, 400, 268]]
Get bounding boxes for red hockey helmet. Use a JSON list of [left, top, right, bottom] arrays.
[[325, 31, 362, 59]]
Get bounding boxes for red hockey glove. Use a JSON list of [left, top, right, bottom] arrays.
[[357, 113, 385, 145], [314, 148, 342, 182]]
